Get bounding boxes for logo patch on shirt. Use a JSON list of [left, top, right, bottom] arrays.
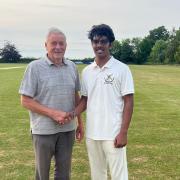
[[104, 74, 114, 84]]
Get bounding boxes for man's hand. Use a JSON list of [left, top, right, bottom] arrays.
[[51, 110, 72, 125], [20, 95, 74, 125], [69, 111, 76, 120], [114, 131, 127, 148], [76, 121, 84, 142]]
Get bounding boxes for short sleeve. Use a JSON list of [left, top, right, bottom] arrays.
[[19, 63, 38, 97], [80, 69, 88, 97], [120, 66, 134, 96]]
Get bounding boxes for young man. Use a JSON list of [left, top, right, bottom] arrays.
[[75, 24, 134, 180], [19, 27, 83, 180]]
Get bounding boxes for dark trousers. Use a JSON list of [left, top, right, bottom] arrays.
[[32, 131, 75, 180]]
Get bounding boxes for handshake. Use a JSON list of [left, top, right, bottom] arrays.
[[52, 109, 84, 142], [52, 110, 76, 125]]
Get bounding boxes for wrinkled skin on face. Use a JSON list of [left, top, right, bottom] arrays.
[[45, 33, 67, 64]]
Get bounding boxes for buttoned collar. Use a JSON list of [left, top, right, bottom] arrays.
[[92, 56, 114, 69], [45, 55, 68, 66]]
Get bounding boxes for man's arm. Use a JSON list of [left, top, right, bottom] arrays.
[[114, 94, 134, 148], [75, 92, 84, 142], [21, 95, 68, 124], [74, 95, 87, 116]]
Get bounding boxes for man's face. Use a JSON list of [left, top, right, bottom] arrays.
[[91, 36, 111, 58], [45, 33, 67, 62]]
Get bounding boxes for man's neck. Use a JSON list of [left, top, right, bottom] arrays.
[[95, 55, 111, 68], [53, 59, 64, 66], [48, 55, 64, 66]]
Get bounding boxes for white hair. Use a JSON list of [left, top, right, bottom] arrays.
[[46, 27, 66, 40]]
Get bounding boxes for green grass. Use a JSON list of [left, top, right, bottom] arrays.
[[0, 64, 26, 68], [0, 63, 180, 180]]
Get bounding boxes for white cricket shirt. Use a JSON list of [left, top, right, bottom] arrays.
[[81, 57, 134, 140]]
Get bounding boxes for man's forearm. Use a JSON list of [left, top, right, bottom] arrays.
[[75, 96, 87, 116], [75, 91, 83, 123], [21, 95, 55, 117], [120, 94, 134, 134], [20, 95, 66, 122]]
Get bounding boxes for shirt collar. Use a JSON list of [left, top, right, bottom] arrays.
[[103, 56, 114, 68], [45, 54, 68, 66], [91, 61, 98, 68], [92, 56, 114, 69]]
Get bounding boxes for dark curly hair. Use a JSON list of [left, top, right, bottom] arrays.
[[88, 24, 115, 43]]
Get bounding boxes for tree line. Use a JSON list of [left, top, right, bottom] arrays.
[[0, 26, 179, 64], [110, 26, 180, 64]]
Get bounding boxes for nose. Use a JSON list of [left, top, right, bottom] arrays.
[[96, 42, 102, 47], [55, 43, 61, 48]]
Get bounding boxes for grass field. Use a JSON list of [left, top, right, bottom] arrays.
[[0, 63, 180, 180]]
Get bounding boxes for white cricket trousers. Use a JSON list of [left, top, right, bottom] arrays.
[[86, 138, 128, 180]]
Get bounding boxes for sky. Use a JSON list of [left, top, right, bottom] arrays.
[[0, 0, 179, 59]]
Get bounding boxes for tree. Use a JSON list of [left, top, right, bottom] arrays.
[[136, 37, 154, 64], [148, 40, 167, 64], [110, 40, 121, 60], [136, 26, 170, 64], [131, 37, 142, 64], [165, 29, 180, 63], [0, 42, 21, 63], [120, 39, 134, 63], [148, 26, 169, 42], [174, 45, 180, 64]]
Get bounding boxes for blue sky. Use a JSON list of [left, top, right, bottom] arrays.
[[0, 0, 179, 59]]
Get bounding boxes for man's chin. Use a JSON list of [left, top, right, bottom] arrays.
[[54, 55, 63, 60], [95, 53, 105, 58]]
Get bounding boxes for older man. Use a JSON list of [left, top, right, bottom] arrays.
[[19, 27, 83, 180]]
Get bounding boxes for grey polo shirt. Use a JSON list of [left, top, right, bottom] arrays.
[[19, 56, 80, 134]]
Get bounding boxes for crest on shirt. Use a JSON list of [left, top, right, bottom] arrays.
[[104, 74, 114, 84]]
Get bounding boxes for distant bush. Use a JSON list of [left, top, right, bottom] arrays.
[[0, 59, 5, 63], [0, 42, 21, 63], [18, 58, 37, 63]]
